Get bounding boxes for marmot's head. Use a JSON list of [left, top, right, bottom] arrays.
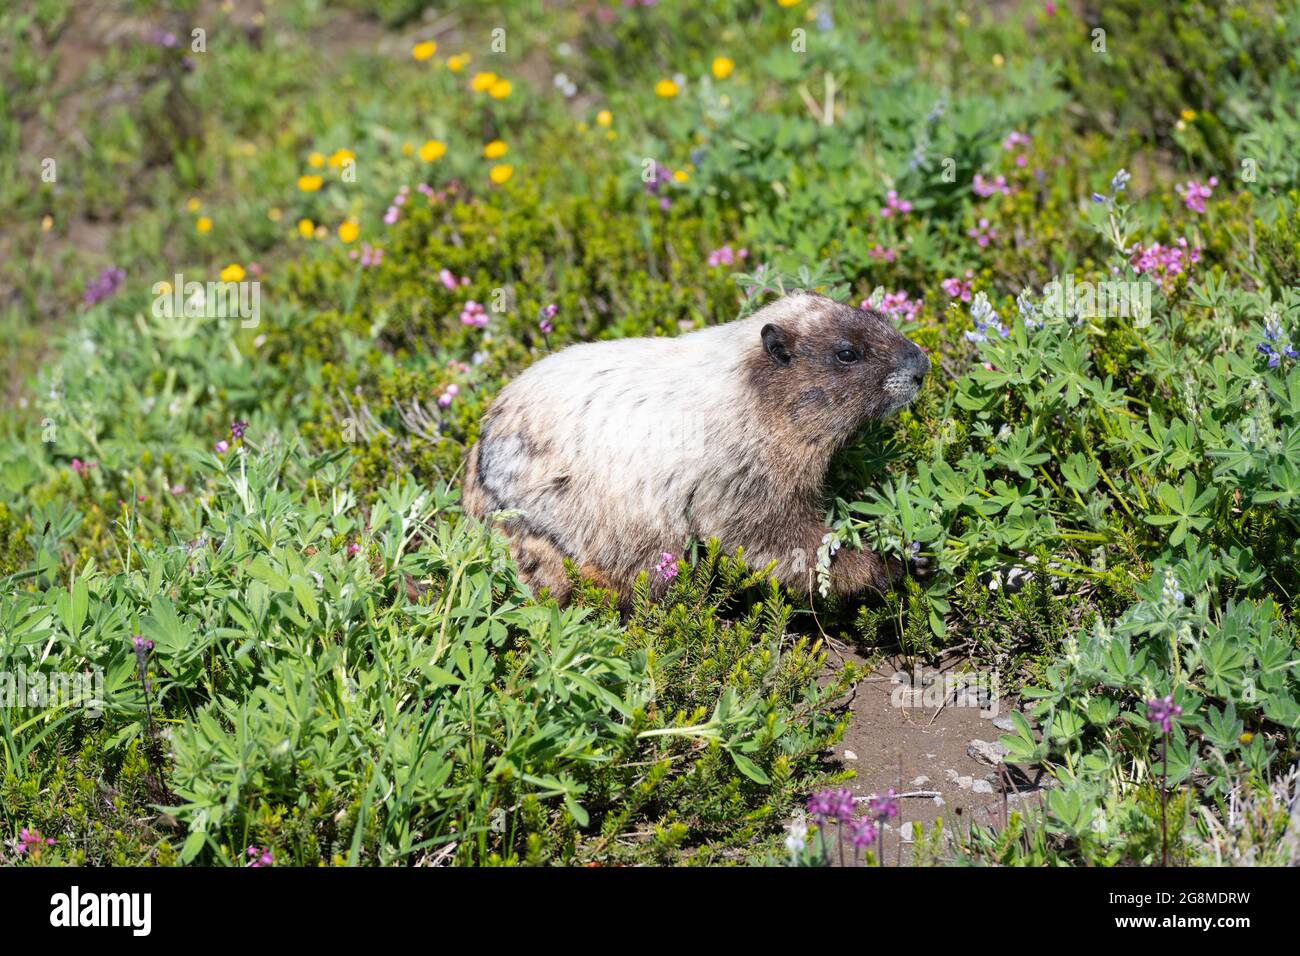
[[746, 292, 929, 439]]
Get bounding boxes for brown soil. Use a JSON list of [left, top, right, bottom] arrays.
[[812, 646, 1053, 866]]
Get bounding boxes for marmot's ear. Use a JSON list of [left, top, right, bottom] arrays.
[[761, 323, 794, 367]]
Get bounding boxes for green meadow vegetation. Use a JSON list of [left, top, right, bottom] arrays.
[[1, 0, 1298, 866]]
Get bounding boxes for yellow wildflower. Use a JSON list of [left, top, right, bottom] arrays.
[[297, 174, 323, 192], [220, 263, 245, 282], [483, 140, 508, 159], [419, 140, 446, 162], [338, 221, 359, 243], [655, 79, 679, 98], [712, 57, 734, 80], [488, 78, 512, 99], [471, 72, 498, 92], [298, 218, 315, 238], [596, 109, 613, 127], [412, 41, 437, 62], [489, 164, 513, 185], [196, 216, 212, 235]]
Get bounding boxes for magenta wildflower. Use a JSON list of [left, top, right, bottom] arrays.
[[1002, 131, 1031, 151], [866, 292, 922, 323], [967, 217, 997, 247], [1128, 238, 1201, 290], [246, 845, 273, 867], [867, 244, 897, 263], [539, 303, 558, 334], [942, 271, 975, 302], [973, 173, 1011, 198], [16, 827, 55, 855], [69, 458, 95, 476], [654, 551, 679, 582], [347, 541, 361, 556], [230, 420, 248, 441], [459, 300, 488, 328], [879, 189, 913, 218], [215, 439, 229, 454], [707, 245, 749, 268], [354, 243, 384, 267], [437, 383, 460, 408], [383, 205, 400, 225], [132, 635, 154, 651], [1175, 177, 1217, 215], [1146, 695, 1182, 734]]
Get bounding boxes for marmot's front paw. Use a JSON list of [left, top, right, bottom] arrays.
[[885, 547, 932, 586]]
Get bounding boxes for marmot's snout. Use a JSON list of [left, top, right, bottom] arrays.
[[883, 342, 929, 412]]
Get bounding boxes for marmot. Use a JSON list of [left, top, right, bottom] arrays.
[[462, 292, 929, 604]]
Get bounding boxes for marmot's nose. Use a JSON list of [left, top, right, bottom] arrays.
[[908, 347, 930, 388]]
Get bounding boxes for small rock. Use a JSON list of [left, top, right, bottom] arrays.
[[911, 775, 930, 787], [932, 795, 945, 807], [967, 739, 1009, 767], [956, 775, 973, 790], [971, 779, 995, 794], [991, 716, 1017, 732], [843, 750, 857, 761]]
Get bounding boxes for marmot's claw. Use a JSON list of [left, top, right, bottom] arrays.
[[909, 555, 934, 581]]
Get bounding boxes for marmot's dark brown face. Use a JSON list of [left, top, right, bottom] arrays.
[[752, 295, 929, 435]]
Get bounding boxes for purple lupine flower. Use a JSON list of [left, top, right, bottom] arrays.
[[848, 815, 877, 849], [965, 292, 1009, 344], [868, 788, 900, 822], [806, 787, 855, 824], [230, 420, 248, 441], [1146, 696, 1182, 734], [83, 266, 126, 307], [215, 439, 229, 454]]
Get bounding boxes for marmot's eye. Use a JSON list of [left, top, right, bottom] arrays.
[[835, 348, 860, 365]]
